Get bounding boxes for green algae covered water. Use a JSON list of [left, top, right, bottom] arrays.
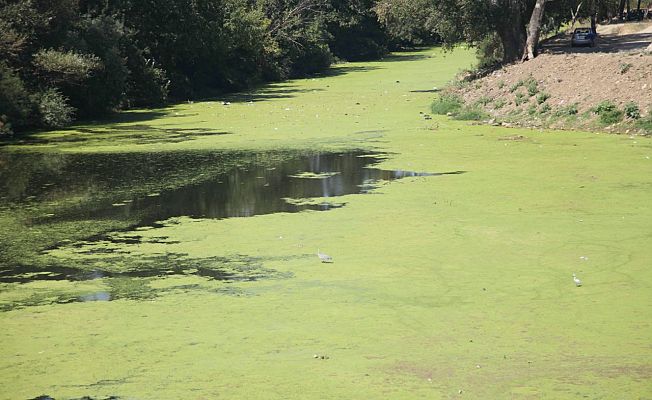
[[1, 49, 651, 399]]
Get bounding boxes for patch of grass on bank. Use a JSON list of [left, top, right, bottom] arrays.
[[431, 93, 488, 121], [593, 100, 623, 125], [431, 93, 463, 115], [554, 103, 579, 117], [536, 92, 550, 104], [636, 110, 652, 134], [452, 105, 488, 121], [624, 102, 641, 119], [493, 98, 507, 109]]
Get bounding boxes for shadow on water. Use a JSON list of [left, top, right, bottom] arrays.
[[221, 86, 327, 103], [0, 253, 295, 284], [0, 149, 465, 308], [0, 110, 173, 147], [31, 395, 121, 400], [0, 252, 297, 311], [377, 53, 431, 63], [314, 65, 382, 78], [4, 124, 231, 146]]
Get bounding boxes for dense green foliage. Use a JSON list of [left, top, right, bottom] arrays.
[[593, 100, 624, 124], [0, 0, 399, 134]]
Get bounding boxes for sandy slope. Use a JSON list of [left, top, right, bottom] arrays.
[[454, 21, 652, 132]]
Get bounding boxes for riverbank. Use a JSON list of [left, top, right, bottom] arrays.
[[439, 22, 652, 135], [1, 48, 651, 399]]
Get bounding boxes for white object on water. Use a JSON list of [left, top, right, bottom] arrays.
[[572, 273, 582, 287], [317, 249, 333, 263]]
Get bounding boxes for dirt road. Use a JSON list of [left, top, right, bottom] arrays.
[[542, 20, 652, 54]]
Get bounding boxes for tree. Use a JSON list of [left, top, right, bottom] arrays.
[[375, 0, 534, 62]]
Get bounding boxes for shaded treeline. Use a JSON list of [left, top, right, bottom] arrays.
[[0, 0, 432, 134], [2, 0, 644, 135]]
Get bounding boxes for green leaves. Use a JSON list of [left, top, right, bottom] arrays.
[[32, 49, 102, 83]]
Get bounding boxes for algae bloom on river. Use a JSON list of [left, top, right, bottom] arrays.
[[1, 48, 651, 399], [0, 149, 442, 300]]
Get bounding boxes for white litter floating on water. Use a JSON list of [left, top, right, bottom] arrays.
[[573, 273, 582, 287]]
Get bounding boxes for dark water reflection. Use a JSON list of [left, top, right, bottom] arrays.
[[0, 149, 464, 300], [0, 150, 454, 226]]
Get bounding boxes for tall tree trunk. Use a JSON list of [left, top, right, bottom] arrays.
[[496, 2, 527, 62], [619, 0, 626, 18], [569, 2, 582, 32], [522, 0, 547, 61]]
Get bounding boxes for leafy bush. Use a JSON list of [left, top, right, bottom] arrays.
[[327, 1, 388, 61], [554, 103, 579, 117], [636, 111, 652, 134], [124, 44, 169, 107], [536, 92, 550, 104], [452, 106, 488, 121], [0, 62, 36, 133], [624, 102, 641, 119], [38, 88, 75, 128], [599, 110, 623, 124], [593, 101, 623, 124], [476, 96, 492, 106], [515, 92, 527, 106], [540, 103, 551, 113], [497, 80, 505, 89], [0, 114, 12, 136], [493, 98, 507, 109], [526, 79, 538, 96], [32, 49, 102, 83], [476, 33, 503, 69], [431, 93, 463, 115], [510, 77, 537, 94]]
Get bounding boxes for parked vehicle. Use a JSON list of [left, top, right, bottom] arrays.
[[571, 27, 596, 47]]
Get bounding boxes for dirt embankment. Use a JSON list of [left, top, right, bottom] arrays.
[[449, 21, 652, 134]]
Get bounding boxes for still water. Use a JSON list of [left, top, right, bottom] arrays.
[[0, 150, 442, 223], [0, 149, 460, 291]]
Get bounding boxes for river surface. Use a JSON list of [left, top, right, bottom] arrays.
[[1, 48, 650, 400], [0, 149, 456, 291]]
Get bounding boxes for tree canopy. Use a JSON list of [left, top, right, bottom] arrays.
[[1, 0, 643, 134], [1, 0, 408, 134]]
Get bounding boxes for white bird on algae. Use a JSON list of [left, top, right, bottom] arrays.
[[317, 249, 333, 263]]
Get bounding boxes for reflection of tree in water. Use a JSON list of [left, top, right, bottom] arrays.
[[0, 149, 460, 297], [1, 150, 435, 226]]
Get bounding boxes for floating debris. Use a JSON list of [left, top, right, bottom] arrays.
[[572, 273, 582, 287], [317, 249, 333, 263]]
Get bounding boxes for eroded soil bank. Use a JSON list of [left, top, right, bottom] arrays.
[[1, 48, 651, 399], [448, 21, 652, 134]]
